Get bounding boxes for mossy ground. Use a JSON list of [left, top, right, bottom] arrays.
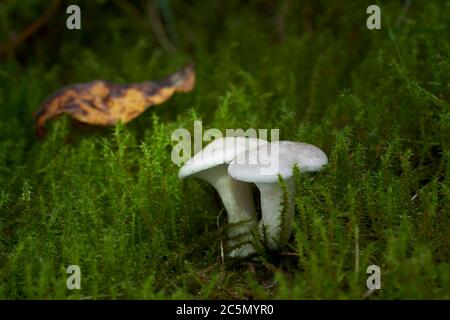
[[0, 0, 449, 299]]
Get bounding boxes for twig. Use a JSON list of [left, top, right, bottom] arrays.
[[274, 0, 292, 41], [157, 0, 179, 46], [0, 0, 62, 56], [217, 208, 225, 265], [145, 0, 177, 54], [281, 251, 298, 256], [113, 0, 176, 54], [113, 0, 151, 30]]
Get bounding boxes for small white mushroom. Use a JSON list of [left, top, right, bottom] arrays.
[[179, 137, 268, 257], [228, 141, 328, 250]]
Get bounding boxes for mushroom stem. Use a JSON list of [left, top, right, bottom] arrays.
[[197, 165, 258, 257], [256, 179, 296, 250]]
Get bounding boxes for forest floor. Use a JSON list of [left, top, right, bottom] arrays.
[[0, 1, 449, 299]]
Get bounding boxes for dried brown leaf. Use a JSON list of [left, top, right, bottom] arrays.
[[34, 63, 195, 138]]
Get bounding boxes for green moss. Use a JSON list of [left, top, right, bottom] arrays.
[[0, 0, 449, 299]]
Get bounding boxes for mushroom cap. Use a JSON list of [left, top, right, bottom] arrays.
[[178, 137, 268, 179], [228, 141, 328, 184]]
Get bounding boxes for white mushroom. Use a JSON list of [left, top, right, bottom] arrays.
[[178, 137, 268, 257], [228, 141, 328, 250]]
